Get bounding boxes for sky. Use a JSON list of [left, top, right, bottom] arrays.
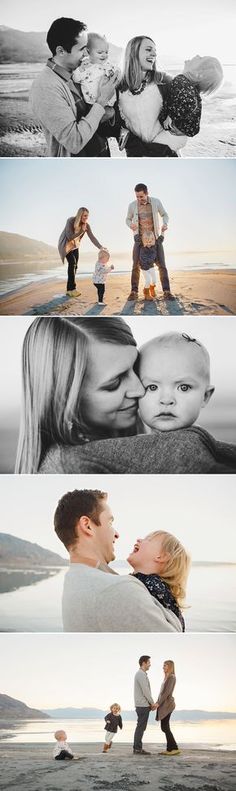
[[0, 633, 236, 710], [0, 0, 235, 62], [0, 159, 236, 255], [1, 474, 236, 563]]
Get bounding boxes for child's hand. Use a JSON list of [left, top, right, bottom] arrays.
[[163, 115, 173, 130]]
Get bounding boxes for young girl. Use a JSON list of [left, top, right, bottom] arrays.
[[156, 55, 223, 144], [73, 33, 119, 107], [128, 530, 190, 631], [103, 704, 123, 752], [92, 249, 114, 304]]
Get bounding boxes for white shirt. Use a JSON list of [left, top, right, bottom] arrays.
[[93, 261, 113, 284], [119, 83, 163, 142], [53, 740, 72, 757]]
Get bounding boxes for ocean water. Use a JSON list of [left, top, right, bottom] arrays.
[[1, 717, 236, 749], [0, 564, 235, 633], [1, 251, 236, 298]]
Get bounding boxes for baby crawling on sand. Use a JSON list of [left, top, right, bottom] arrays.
[[138, 332, 215, 432]]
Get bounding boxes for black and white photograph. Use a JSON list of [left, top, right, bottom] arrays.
[[0, 0, 235, 158]]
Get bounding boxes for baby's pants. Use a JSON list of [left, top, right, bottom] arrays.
[[55, 750, 73, 760], [105, 731, 115, 744], [143, 267, 157, 287]]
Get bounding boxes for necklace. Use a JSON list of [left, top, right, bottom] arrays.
[[131, 72, 153, 95]]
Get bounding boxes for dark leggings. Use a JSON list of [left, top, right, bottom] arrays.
[[66, 249, 79, 291], [161, 713, 178, 751], [94, 283, 105, 302], [55, 750, 73, 761]]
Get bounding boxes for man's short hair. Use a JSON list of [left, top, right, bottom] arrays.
[[54, 489, 107, 549], [139, 655, 151, 666], [135, 183, 148, 194], [47, 17, 87, 56]]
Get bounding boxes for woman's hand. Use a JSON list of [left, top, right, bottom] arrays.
[[96, 72, 120, 107]]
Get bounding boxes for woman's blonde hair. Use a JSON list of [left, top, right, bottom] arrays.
[[74, 207, 89, 232], [15, 317, 137, 474], [120, 36, 157, 93], [164, 660, 175, 675], [198, 56, 223, 95], [146, 530, 191, 606]]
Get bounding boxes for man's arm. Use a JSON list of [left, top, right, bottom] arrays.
[[137, 673, 154, 706], [126, 203, 135, 229], [97, 577, 181, 632], [156, 199, 169, 227]]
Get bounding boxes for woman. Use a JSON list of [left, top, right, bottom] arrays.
[[58, 208, 106, 297], [155, 660, 180, 755], [15, 317, 236, 474], [15, 317, 144, 473], [118, 37, 187, 157]]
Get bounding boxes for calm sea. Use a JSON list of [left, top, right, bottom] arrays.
[[1, 717, 236, 750], [0, 565, 235, 632]]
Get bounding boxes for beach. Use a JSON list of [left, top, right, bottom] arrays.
[[0, 269, 236, 316], [0, 743, 235, 791]]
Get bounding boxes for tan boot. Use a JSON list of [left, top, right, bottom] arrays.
[[149, 284, 157, 298], [144, 287, 154, 301], [102, 743, 109, 753]]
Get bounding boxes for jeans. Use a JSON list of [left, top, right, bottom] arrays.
[[160, 713, 178, 751], [131, 235, 170, 293], [94, 283, 105, 302], [66, 249, 79, 291], [133, 707, 150, 751]]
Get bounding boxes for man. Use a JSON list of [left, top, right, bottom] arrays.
[[30, 17, 118, 157], [126, 183, 174, 301], [133, 655, 156, 755], [54, 489, 182, 632]]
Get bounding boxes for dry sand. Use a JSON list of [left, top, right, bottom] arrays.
[[0, 269, 236, 317], [0, 743, 235, 791]]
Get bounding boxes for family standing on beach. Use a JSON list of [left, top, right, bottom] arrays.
[[58, 182, 172, 303], [30, 17, 223, 158], [53, 657, 178, 760]]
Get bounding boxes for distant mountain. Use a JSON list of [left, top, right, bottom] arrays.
[[0, 231, 58, 262], [0, 533, 68, 568], [0, 26, 122, 65], [0, 27, 49, 63], [0, 693, 50, 720], [43, 707, 236, 721]]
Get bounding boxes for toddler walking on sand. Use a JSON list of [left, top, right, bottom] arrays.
[[128, 531, 190, 632], [103, 704, 123, 752], [93, 249, 114, 304], [53, 730, 74, 760], [138, 332, 215, 432]]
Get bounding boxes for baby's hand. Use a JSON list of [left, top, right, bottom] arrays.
[[163, 115, 173, 130]]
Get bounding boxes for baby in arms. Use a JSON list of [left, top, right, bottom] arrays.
[[73, 32, 119, 107]]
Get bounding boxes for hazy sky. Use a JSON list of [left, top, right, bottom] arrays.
[[1, 0, 235, 61], [0, 633, 235, 710], [0, 159, 236, 254], [1, 474, 235, 563]]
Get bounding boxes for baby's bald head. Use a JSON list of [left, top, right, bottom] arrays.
[[139, 332, 211, 384]]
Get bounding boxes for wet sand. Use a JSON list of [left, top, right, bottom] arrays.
[[0, 269, 236, 316], [0, 743, 235, 791]]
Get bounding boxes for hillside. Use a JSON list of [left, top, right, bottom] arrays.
[[0, 693, 50, 720], [0, 231, 58, 262], [0, 533, 68, 568], [0, 26, 122, 65], [43, 707, 236, 721]]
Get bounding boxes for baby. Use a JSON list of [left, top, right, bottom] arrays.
[[156, 55, 223, 146], [138, 332, 215, 432], [103, 703, 123, 752], [73, 33, 118, 107], [92, 249, 114, 304], [53, 729, 74, 760], [127, 530, 190, 631]]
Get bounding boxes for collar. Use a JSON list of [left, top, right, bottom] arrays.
[[46, 58, 82, 98]]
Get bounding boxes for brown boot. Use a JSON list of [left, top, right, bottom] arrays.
[[102, 743, 109, 753], [144, 287, 154, 301], [127, 290, 138, 301], [149, 284, 157, 298]]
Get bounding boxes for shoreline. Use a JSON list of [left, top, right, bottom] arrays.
[[0, 268, 236, 316]]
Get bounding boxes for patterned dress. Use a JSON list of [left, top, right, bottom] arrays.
[[133, 572, 185, 630], [160, 74, 202, 137]]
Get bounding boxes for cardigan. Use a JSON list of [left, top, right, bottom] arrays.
[[156, 673, 176, 721], [58, 218, 102, 263], [126, 197, 169, 239]]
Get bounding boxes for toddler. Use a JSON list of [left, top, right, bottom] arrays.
[[139, 231, 165, 301], [73, 33, 118, 107], [138, 332, 215, 432], [53, 729, 74, 760], [92, 249, 114, 304], [103, 704, 123, 752], [128, 530, 190, 631], [156, 55, 223, 147]]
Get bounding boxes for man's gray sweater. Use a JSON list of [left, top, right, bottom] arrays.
[[134, 669, 154, 708]]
